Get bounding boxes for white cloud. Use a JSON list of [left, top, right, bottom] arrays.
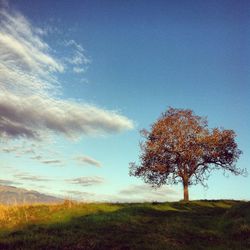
[[1, 146, 18, 153], [64, 39, 91, 74], [59, 184, 179, 203], [1, 141, 37, 156], [41, 160, 62, 165], [14, 173, 51, 182], [0, 179, 20, 186], [0, 7, 134, 141], [75, 155, 101, 167], [64, 39, 84, 52], [73, 67, 86, 73], [118, 184, 179, 202], [63, 190, 95, 200], [67, 176, 105, 186], [0, 91, 134, 139], [30, 155, 43, 161]]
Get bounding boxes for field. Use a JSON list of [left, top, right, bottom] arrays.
[[0, 200, 249, 250]]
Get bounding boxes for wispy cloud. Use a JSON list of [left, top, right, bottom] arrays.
[[63, 190, 94, 199], [64, 40, 84, 52], [0, 92, 134, 140], [30, 155, 43, 161], [118, 184, 179, 202], [0, 7, 134, 141], [0, 179, 20, 186], [0, 8, 62, 95], [0, 140, 66, 166], [75, 155, 101, 167], [64, 39, 91, 75], [1, 142, 37, 156], [73, 67, 86, 74], [14, 173, 51, 182], [41, 159, 63, 165], [67, 176, 105, 186], [1, 146, 18, 153]]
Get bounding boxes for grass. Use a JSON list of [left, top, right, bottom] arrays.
[[0, 200, 249, 249]]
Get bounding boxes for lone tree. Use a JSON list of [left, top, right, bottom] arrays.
[[130, 107, 245, 201]]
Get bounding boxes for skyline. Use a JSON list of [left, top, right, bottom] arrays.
[[0, 0, 249, 202]]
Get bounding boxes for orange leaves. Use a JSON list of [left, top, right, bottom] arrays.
[[130, 108, 244, 192]]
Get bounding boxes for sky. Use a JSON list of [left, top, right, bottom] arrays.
[[0, 0, 249, 202]]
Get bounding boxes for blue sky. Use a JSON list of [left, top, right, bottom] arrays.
[[0, 0, 249, 202]]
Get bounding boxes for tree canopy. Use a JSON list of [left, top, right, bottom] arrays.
[[130, 108, 245, 201]]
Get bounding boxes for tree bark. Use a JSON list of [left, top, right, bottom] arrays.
[[183, 181, 189, 202]]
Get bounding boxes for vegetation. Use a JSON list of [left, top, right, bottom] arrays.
[[0, 200, 249, 249], [130, 108, 245, 201]]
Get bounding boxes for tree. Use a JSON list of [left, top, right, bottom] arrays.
[[130, 107, 245, 201]]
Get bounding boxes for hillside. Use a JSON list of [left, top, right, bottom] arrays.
[[0, 185, 63, 204], [0, 200, 249, 249]]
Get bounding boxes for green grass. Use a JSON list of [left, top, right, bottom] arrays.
[[0, 200, 249, 249]]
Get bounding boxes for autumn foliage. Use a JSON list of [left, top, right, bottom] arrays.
[[130, 108, 244, 201]]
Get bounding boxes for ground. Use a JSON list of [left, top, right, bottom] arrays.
[[0, 200, 249, 249]]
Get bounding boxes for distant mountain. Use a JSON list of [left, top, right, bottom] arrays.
[[0, 185, 63, 205]]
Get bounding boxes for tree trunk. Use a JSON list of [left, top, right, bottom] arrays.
[[183, 181, 189, 202]]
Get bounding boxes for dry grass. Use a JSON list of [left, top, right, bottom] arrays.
[[0, 199, 77, 228], [0, 200, 249, 250]]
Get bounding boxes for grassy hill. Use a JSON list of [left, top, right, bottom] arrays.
[[0, 200, 249, 249]]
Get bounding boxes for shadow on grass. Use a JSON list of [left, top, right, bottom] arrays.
[[0, 201, 249, 250]]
